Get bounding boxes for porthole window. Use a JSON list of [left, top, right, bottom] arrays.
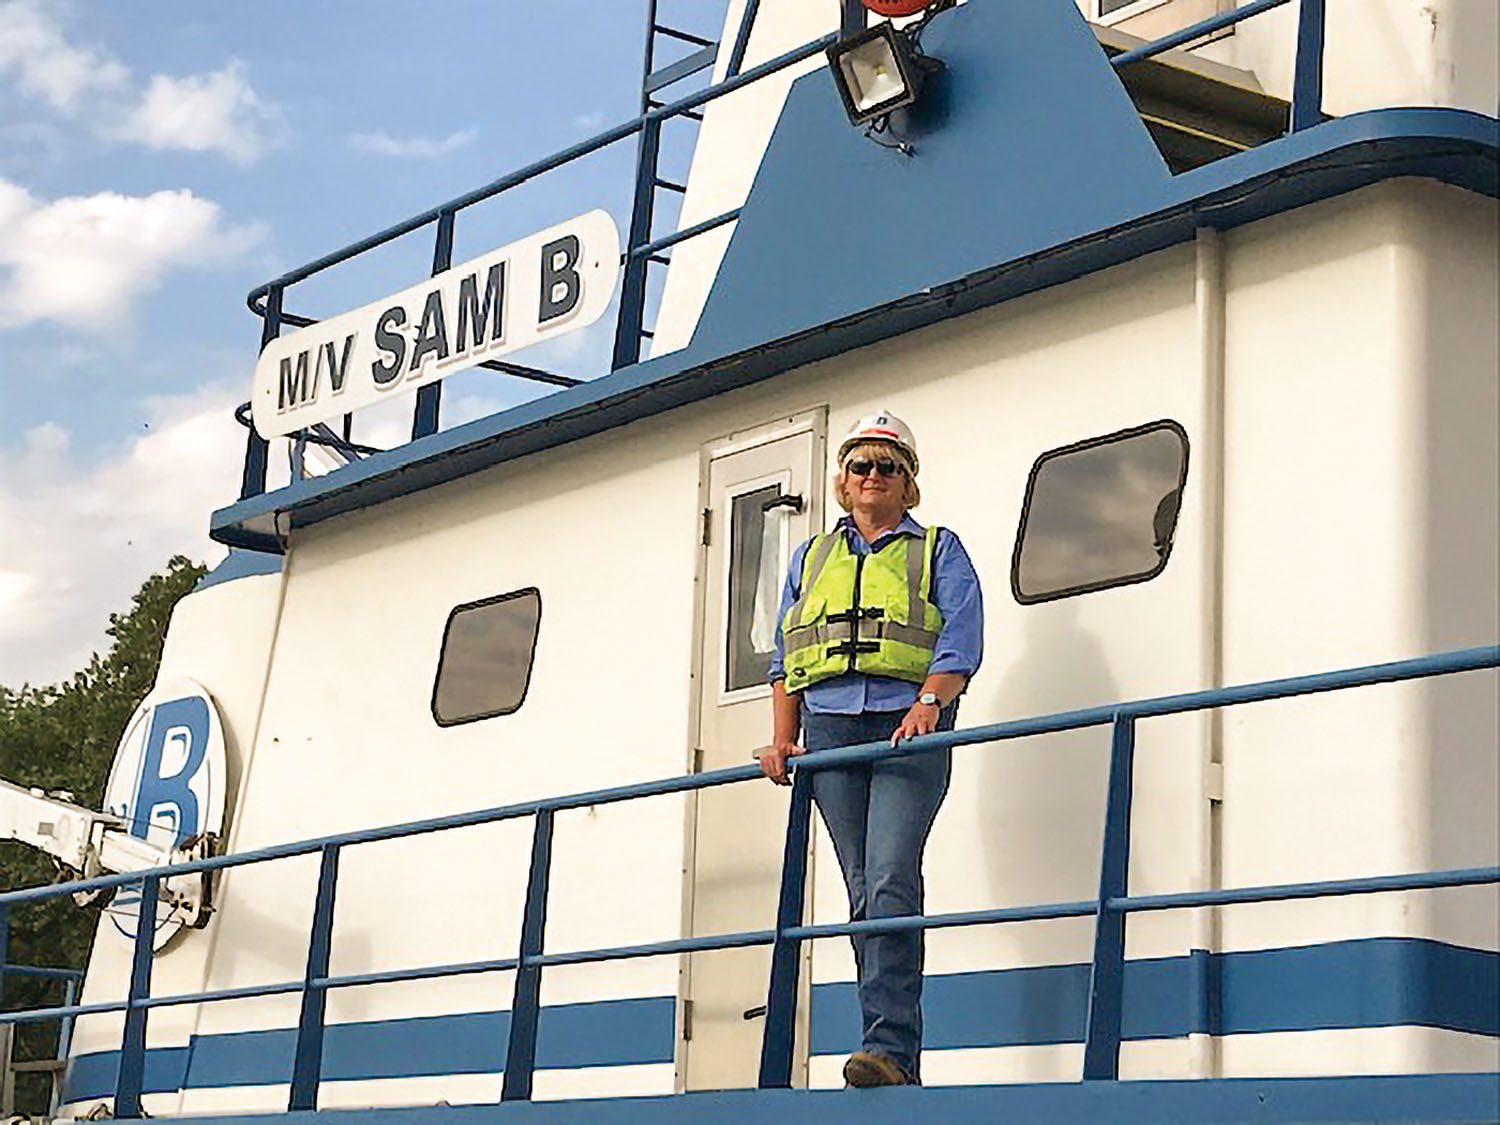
[[1011, 421, 1188, 604], [431, 588, 541, 726]]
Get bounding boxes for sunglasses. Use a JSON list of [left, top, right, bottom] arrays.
[[846, 458, 905, 478]]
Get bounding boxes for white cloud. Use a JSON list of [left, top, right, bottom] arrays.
[[347, 127, 477, 159], [116, 61, 278, 165], [0, 0, 129, 111], [0, 2, 279, 163], [570, 111, 606, 134], [0, 383, 241, 688], [0, 176, 265, 332]]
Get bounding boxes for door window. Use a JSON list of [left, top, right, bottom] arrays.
[[725, 482, 792, 693]]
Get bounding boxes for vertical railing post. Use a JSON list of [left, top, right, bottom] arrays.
[[501, 809, 555, 1102], [0, 902, 9, 1005], [758, 770, 814, 1088], [240, 287, 281, 500], [612, 116, 662, 370], [1082, 715, 1137, 1081], [1290, 0, 1327, 131], [288, 844, 341, 1111], [115, 875, 159, 1117], [55, 977, 80, 1118], [412, 209, 456, 440], [839, 0, 865, 37]]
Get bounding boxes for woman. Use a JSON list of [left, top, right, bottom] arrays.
[[764, 410, 984, 1088]]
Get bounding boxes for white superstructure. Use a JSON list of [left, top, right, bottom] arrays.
[[6, 1, 1494, 1118]]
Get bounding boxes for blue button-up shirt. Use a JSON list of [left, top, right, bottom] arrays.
[[769, 513, 984, 714]]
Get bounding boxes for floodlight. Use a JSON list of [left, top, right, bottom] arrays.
[[827, 21, 940, 127]]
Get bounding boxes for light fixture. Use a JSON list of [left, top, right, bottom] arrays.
[[826, 21, 942, 128]]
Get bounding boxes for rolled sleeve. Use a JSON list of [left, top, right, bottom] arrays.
[[927, 529, 984, 677]]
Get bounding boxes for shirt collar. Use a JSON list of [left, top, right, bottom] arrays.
[[837, 512, 925, 548]]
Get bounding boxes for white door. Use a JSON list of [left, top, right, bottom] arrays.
[[682, 411, 824, 1090]]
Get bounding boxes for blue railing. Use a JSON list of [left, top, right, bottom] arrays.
[[0, 643, 1495, 1115], [235, 0, 1328, 499]]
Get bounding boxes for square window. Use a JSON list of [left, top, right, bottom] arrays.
[[1011, 421, 1188, 603], [431, 588, 541, 726]]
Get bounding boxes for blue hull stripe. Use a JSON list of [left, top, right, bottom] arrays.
[[65, 938, 1496, 1102]]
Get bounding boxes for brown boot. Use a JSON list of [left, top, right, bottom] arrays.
[[842, 1051, 912, 1088]]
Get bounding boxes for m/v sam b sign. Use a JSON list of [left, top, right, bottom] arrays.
[[251, 210, 620, 439]]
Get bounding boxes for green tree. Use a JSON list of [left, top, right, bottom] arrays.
[[1, 555, 207, 1114]]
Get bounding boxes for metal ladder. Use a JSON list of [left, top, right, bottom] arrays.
[[610, 2, 720, 369]]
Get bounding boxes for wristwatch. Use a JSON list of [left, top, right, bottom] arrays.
[[917, 691, 940, 707]]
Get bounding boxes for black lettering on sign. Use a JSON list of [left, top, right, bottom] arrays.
[[410, 289, 450, 372], [321, 334, 356, 394], [538, 235, 582, 324], [372, 307, 407, 385], [278, 350, 315, 411], [456, 262, 506, 353]]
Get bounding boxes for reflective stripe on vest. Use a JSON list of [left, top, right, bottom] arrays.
[[782, 525, 943, 691]]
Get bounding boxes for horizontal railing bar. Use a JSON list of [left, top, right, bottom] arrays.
[[1112, 865, 1500, 914], [314, 955, 520, 990], [1111, 0, 1291, 68], [631, 208, 741, 259], [2, 646, 1494, 910], [246, 33, 836, 315], [481, 358, 583, 387], [11, 864, 1488, 1027], [2, 978, 309, 1024], [531, 930, 775, 968], [786, 899, 1099, 942], [0, 965, 83, 981], [653, 25, 715, 48]]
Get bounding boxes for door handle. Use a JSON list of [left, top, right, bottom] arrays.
[[761, 492, 804, 514], [742, 1004, 768, 1020]]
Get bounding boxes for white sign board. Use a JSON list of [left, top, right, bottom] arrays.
[[251, 209, 620, 438]]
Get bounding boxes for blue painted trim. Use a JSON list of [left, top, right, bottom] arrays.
[[63, 939, 1496, 1103], [65, 997, 676, 1101], [209, 107, 1499, 552], [194, 549, 282, 591]]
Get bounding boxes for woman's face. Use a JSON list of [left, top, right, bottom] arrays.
[[841, 443, 909, 523]]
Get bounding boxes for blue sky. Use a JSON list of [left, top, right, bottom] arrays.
[[0, 0, 726, 686]]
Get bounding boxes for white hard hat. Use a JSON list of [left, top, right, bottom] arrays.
[[837, 411, 919, 474]]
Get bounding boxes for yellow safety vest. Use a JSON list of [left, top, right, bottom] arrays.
[[782, 525, 944, 692]]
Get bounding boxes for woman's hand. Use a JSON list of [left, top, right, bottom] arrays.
[[891, 700, 941, 746], [761, 737, 804, 786], [765, 680, 802, 785]]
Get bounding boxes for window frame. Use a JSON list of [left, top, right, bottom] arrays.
[[430, 586, 543, 727], [1009, 419, 1190, 606], [718, 469, 793, 705]]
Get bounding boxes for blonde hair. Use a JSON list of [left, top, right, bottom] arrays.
[[834, 441, 920, 512]]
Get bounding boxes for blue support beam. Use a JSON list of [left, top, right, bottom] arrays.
[[1291, 0, 1328, 130], [411, 210, 455, 441], [501, 810, 555, 1102], [1082, 717, 1136, 1081], [726, 0, 761, 79], [612, 115, 663, 370], [289, 844, 341, 1111], [758, 772, 814, 1088], [115, 876, 159, 1118]]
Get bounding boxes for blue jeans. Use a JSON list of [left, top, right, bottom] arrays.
[[801, 705, 955, 1081]]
